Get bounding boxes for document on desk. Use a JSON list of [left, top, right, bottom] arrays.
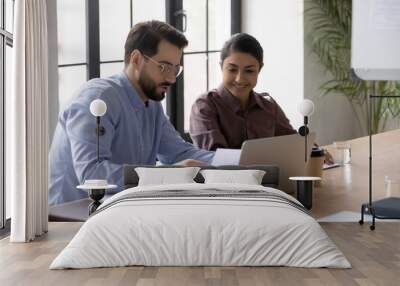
[[211, 148, 241, 166]]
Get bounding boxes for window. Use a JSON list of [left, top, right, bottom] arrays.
[[1, 0, 14, 230], [166, 0, 240, 134], [57, 0, 87, 113], [98, 0, 166, 109], [182, 0, 231, 131], [55, 0, 166, 126], [54, 0, 239, 138]]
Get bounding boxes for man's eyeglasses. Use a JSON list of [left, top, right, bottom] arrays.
[[142, 54, 183, 78]]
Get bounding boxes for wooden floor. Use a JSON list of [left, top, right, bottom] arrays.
[[1, 222, 400, 286]]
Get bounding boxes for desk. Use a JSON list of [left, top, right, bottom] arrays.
[[48, 198, 90, 222], [311, 129, 400, 218]]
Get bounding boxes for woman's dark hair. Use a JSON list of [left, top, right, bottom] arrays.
[[124, 20, 188, 66], [220, 33, 263, 66]]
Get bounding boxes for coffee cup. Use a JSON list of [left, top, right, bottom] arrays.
[[306, 147, 325, 184]]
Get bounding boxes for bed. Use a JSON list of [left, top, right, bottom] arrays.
[[50, 165, 350, 269]]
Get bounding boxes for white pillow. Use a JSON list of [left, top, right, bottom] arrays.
[[200, 169, 266, 185], [135, 167, 201, 186]]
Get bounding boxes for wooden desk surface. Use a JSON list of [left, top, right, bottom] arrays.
[[311, 129, 400, 218]]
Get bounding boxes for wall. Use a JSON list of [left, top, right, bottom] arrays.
[[242, 0, 304, 129], [242, 0, 362, 145], [303, 0, 363, 145]]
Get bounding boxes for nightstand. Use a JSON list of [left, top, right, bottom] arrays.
[[77, 180, 117, 215]]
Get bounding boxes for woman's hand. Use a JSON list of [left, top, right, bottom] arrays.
[[324, 149, 335, 165]]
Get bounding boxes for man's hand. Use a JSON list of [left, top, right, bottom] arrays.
[[174, 159, 209, 167], [314, 143, 334, 165]]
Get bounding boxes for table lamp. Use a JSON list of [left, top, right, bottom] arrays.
[[298, 99, 315, 162], [89, 99, 107, 163], [290, 99, 318, 210], [78, 99, 113, 215]]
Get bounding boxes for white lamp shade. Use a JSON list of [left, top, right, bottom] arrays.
[[90, 99, 107, 117], [298, 99, 315, 116]]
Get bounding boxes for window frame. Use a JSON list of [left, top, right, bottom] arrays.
[[58, 0, 134, 83], [0, 0, 14, 232]]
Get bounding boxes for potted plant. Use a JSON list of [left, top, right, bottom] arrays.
[[306, 0, 400, 134]]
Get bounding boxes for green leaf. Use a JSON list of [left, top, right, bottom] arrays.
[[306, 0, 400, 133]]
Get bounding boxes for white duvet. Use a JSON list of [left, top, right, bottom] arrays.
[[50, 183, 350, 269]]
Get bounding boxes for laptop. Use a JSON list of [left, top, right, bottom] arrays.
[[239, 133, 316, 193]]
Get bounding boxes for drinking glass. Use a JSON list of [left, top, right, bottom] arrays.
[[333, 141, 351, 165], [384, 176, 400, 197]]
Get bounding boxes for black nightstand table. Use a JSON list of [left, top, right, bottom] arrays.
[[289, 176, 321, 210]]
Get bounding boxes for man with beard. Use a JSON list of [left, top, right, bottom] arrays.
[[49, 21, 214, 205]]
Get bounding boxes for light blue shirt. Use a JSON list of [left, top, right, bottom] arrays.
[[49, 72, 214, 205]]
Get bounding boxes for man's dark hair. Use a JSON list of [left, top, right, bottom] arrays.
[[124, 20, 188, 66], [220, 33, 263, 66]]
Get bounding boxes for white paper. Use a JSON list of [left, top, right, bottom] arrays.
[[211, 148, 241, 166], [370, 0, 400, 30], [322, 163, 341, 170]]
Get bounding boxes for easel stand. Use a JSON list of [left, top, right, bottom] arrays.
[[359, 95, 400, 230]]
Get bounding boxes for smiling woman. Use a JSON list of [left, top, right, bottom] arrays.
[[189, 33, 297, 151]]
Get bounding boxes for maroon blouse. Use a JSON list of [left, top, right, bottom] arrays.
[[189, 85, 296, 151]]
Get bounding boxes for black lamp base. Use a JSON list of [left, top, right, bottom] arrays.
[[88, 189, 105, 215], [296, 180, 313, 210]]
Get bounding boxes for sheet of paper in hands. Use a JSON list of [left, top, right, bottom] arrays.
[[323, 163, 341, 170], [211, 148, 241, 166]]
